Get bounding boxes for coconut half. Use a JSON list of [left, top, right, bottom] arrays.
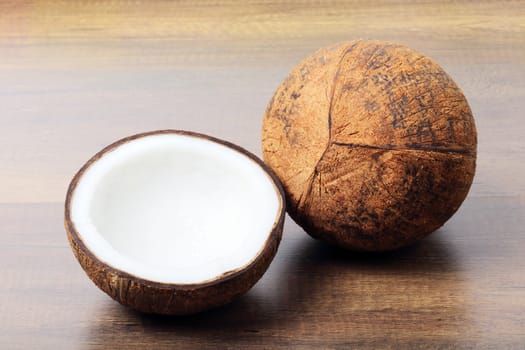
[[65, 130, 285, 315]]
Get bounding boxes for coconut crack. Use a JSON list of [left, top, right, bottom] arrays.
[[331, 142, 474, 155], [296, 42, 360, 212]]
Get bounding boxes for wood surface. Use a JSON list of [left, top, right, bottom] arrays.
[[1, 0, 524, 348]]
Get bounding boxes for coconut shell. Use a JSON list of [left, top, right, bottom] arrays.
[[262, 40, 477, 251], [65, 130, 285, 315]]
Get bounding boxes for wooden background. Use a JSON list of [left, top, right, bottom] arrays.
[[1, 1, 524, 348]]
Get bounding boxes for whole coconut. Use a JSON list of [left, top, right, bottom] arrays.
[[262, 40, 477, 251]]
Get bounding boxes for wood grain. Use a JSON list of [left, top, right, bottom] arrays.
[[1, 0, 524, 348]]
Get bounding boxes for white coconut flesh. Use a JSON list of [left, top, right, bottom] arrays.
[[70, 133, 282, 284]]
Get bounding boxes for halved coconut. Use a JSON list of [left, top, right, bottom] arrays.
[[65, 130, 285, 315]]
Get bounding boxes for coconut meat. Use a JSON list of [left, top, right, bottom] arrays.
[[70, 134, 281, 284]]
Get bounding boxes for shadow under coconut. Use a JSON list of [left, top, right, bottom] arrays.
[[269, 226, 470, 347], [85, 221, 469, 348]]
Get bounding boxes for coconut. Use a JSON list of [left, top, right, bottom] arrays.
[[262, 40, 477, 251], [65, 130, 285, 315]]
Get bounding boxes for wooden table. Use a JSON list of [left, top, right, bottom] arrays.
[[1, 1, 524, 348]]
